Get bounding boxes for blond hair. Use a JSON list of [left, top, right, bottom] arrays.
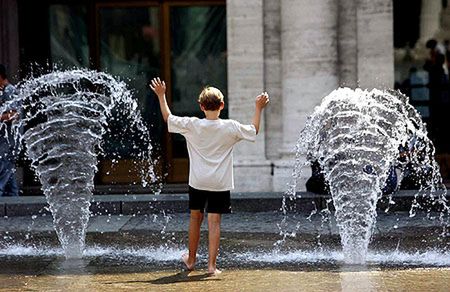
[[198, 87, 224, 111]]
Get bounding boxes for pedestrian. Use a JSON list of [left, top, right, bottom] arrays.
[[0, 64, 20, 197]]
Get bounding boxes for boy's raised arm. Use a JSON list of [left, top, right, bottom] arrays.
[[252, 92, 270, 134], [149, 77, 171, 122]]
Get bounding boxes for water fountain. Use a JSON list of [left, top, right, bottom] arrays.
[[1, 69, 158, 258], [0, 78, 448, 289], [284, 87, 448, 264]]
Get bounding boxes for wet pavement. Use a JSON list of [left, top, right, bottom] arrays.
[[0, 261, 449, 291], [0, 210, 449, 254], [0, 211, 449, 291], [0, 210, 445, 235]]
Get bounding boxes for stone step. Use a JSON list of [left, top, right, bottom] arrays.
[[0, 190, 447, 217]]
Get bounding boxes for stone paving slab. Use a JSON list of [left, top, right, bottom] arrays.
[[87, 215, 132, 233], [5, 203, 49, 217], [0, 211, 445, 237], [0, 215, 54, 232], [121, 199, 187, 215], [90, 201, 122, 215]]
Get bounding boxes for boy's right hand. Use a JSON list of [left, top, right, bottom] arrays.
[[149, 77, 166, 98], [255, 92, 270, 110]]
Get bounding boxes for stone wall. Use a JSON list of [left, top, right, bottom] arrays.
[[273, 0, 339, 191], [338, 0, 358, 88], [263, 0, 283, 161], [356, 0, 394, 89], [227, 0, 272, 191], [338, 0, 394, 89], [227, 0, 394, 192]]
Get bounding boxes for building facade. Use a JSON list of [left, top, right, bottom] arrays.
[[1, 0, 449, 193], [228, 0, 394, 191]]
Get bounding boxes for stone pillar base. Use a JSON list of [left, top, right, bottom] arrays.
[[273, 158, 311, 192], [233, 160, 272, 192]]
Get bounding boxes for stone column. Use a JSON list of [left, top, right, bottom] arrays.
[[0, 0, 20, 83], [420, 0, 442, 41], [356, 0, 394, 89], [338, 0, 358, 88], [227, 0, 272, 191], [273, 0, 339, 191], [264, 0, 283, 161], [336, 0, 394, 90]]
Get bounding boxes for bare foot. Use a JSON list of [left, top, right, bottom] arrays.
[[182, 253, 194, 271], [207, 268, 222, 276]]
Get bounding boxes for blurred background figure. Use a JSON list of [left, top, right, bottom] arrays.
[[0, 64, 20, 196], [394, 0, 450, 185]]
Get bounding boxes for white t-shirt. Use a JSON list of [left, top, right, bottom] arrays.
[[168, 114, 256, 191]]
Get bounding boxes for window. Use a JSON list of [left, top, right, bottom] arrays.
[[20, 0, 227, 188], [170, 6, 227, 161], [49, 5, 89, 68]]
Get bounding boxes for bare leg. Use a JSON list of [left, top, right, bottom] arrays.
[[183, 210, 204, 270], [207, 213, 222, 275]]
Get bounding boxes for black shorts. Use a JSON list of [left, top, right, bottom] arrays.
[[188, 186, 231, 214]]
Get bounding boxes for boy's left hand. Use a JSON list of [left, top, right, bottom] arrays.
[[149, 77, 166, 98], [255, 92, 270, 110]]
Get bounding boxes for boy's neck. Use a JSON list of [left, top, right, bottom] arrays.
[[204, 110, 221, 120]]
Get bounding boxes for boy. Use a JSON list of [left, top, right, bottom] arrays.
[[150, 77, 269, 275]]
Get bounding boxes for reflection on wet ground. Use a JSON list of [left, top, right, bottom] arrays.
[[1, 262, 449, 292]]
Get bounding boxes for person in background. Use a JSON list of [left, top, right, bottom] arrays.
[[0, 64, 20, 196], [398, 138, 434, 190], [306, 160, 398, 196], [305, 160, 330, 195], [424, 40, 450, 153]]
